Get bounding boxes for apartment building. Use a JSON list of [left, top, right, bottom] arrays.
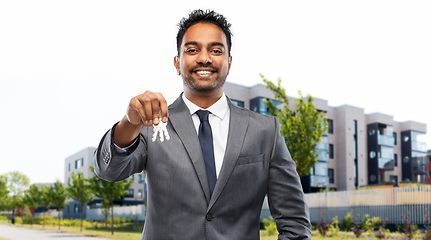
[[224, 82, 428, 192], [427, 150, 431, 183], [63, 147, 146, 219]]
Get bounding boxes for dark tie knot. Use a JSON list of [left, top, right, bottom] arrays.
[[196, 110, 210, 122]]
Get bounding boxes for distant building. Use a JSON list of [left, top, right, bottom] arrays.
[[63, 147, 146, 219], [224, 82, 428, 192], [427, 150, 431, 183]]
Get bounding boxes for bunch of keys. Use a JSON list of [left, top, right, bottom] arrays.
[[152, 119, 170, 142]]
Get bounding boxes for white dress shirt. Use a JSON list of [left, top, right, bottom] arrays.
[[182, 93, 230, 178]]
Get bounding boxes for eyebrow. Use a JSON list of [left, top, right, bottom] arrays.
[[184, 41, 225, 49]]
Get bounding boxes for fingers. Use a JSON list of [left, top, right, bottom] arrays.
[[127, 91, 168, 127]]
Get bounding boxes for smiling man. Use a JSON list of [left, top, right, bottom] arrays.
[[94, 9, 311, 240]]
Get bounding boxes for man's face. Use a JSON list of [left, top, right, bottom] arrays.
[[174, 22, 232, 94]]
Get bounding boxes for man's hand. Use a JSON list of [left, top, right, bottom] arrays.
[[127, 91, 168, 126], [114, 91, 168, 148]]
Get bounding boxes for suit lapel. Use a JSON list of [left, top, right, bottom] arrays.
[[208, 99, 249, 210], [169, 95, 211, 203]]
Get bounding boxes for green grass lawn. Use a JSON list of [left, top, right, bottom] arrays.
[[0, 222, 417, 240]]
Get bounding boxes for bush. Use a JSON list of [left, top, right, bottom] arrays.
[[262, 217, 278, 235], [328, 216, 340, 236], [14, 216, 23, 224], [317, 209, 331, 237], [340, 212, 353, 231]]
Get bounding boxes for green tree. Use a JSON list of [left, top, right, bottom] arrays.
[[88, 166, 132, 235], [39, 185, 52, 229], [3, 171, 30, 196], [2, 171, 30, 219], [22, 184, 41, 226], [0, 175, 9, 211], [66, 171, 93, 232], [261, 74, 328, 177], [101, 199, 111, 228], [48, 180, 67, 230]]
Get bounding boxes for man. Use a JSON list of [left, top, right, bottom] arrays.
[[94, 9, 311, 240]]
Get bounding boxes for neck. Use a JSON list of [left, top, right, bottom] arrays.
[[183, 88, 223, 109]]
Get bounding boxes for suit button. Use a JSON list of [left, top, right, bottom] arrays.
[[206, 213, 213, 221]]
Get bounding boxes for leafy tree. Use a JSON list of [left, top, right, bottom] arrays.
[[39, 185, 52, 229], [0, 175, 9, 211], [22, 184, 41, 226], [3, 171, 30, 196], [66, 171, 93, 232], [48, 180, 67, 229], [88, 166, 132, 235], [261, 74, 328, 177], [2, 171, 30, 219], [101, 199, 111, 228], [8, 194, 25, 221]]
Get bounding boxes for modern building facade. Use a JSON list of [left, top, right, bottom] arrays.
[[426, 150, 431, 183], [224, 82, 428, 192], [63, 147, 146, 219]]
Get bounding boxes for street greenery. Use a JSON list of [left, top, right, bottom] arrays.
[[261, 74, 328, 177], [66, 171, 94, 232], [0, 170, 136, 236], [88, 165, 132, 235]]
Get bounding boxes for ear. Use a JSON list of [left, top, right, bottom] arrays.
[[174, 56, 180, 75], [227, 56, 232, 74]]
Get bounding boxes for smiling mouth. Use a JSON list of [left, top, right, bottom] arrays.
[[195, 70, 213, 75]]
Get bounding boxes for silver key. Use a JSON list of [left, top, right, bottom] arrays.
[[152, 120, 170, 142]]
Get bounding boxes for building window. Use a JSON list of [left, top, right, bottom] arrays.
[[390, 175, 398, 186], [328, 169, 334, 183], [125, 189, 134, 198], [393, 132, 397, 145], [138, 189, 143, 199], [230, 99, 244, 108], [68, 163, 70, 171], [74, 204, 79, 213], [329, 144, 334, 159], [75, 158, 83, 169], [394, 154, 398, 167], [138, 174, 144, 183], [328, 119, 333, 134]]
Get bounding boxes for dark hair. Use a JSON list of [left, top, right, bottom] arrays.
[[176, 9, 232, 56]]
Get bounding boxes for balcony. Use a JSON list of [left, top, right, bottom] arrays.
[[425, 178, 431, 184], [316, 149, 328, 162], [378, 134, 395, 147], [310, 175, 329, 188], [378, 158, 394, 171], [412, 141, 427, 152], [412, 156, 427, 174], [428, 162, 431, 170]]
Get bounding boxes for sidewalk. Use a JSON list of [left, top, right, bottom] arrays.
[[0, 225, 112, 240]]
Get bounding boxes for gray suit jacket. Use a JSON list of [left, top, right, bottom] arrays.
[[94, 95, 311, 240]]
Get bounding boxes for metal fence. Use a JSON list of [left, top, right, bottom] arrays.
[[86, 204, 146, 222], [305, 185, 431, 225]]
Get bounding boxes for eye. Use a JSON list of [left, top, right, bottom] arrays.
[[185, 48, 198, 54], [211, 49, 223, 54]]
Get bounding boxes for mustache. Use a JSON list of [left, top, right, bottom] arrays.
[[189, 64, 218, 73]]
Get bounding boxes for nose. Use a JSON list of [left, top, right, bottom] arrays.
[[197, 49, 212, 64]]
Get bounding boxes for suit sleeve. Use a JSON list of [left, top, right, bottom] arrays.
[[267, 117, 312, 240], [93, 123, 148, 182]]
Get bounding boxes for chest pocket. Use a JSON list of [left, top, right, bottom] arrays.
[[236, 153, 264, 165]]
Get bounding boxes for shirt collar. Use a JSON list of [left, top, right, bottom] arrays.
[[182, 93, 229, 120]]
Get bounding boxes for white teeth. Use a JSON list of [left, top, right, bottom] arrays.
[[196, 71, 212, 74]]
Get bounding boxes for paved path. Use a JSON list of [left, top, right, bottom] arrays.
[[0, 225, 112, 240]]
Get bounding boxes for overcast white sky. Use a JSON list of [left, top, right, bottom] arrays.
[[1, 0, 430, 184]]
